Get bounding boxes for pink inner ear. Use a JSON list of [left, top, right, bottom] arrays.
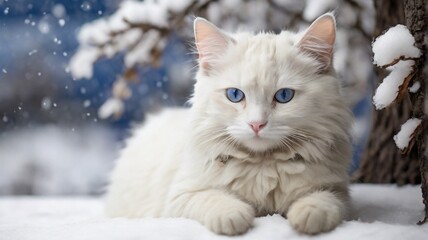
[[306, 16, 335, 46], [194, 18, 231, 62], [297, 14, 336, 70]]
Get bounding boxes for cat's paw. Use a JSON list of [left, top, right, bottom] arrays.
[[287, 192, 343, 234], [204, 199, 255, 235]]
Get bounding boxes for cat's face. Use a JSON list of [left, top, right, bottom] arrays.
[[192, 15, 345, 153]]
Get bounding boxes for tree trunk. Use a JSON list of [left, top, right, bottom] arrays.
[[353, 0, 420, 185], [404, 0, 427, 224]]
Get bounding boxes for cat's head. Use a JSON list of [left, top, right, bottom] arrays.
[[190, 14, 350, 156]]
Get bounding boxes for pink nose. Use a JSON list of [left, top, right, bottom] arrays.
[[249, 122, 267, 134]]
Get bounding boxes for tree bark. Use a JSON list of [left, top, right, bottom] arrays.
[[354, 0, 420, 185], [404, 0, 427, 225]]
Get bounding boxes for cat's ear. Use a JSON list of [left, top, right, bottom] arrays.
[[194, 17, 234, 71], [297, 13, 336, 71]]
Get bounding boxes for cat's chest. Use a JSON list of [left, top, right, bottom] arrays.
[[214, 154, 306, 213]]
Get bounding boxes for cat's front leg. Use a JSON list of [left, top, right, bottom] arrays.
[[287, 191, 348, 234], [166, 189, 255, 235]]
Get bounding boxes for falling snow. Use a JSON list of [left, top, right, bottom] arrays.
[[38, 21, 50, 34], [54, 37, 62, 45], [83, 100, 91, 108], [28, 49, 38, 56], [81, 2, 91, 11], [52, 4, 66, 18], [41, 97, 52, 111]]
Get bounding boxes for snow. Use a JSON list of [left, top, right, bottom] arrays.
[[41, 97, 52, 111], [124, 30, 160, 67], [409, 81, 421, 93], [106, 29, 143, 58], [359, 2, 375, 34], [38, 20, 50, 34], [117, 1, 165, 27], [52, 4, 66, 18], [69, 47, 100, 79], [98, 98, 124, 119], [0, 126, 117, 195], [162, 0, 194, 12], [107, 10, 129, 32], [76, 0, 193, 42], [112, 79, 132, 99], [337, 5, 355, 26], [303, 0, 337, 21], [58, 19, 65, 27], [372, 24, 421, 67], [271, 0, 304, 12], [373, 60, 415, 110], [1, 185, 427, 240], [77, 19, 110, 45], [393, 118, 422, 150]]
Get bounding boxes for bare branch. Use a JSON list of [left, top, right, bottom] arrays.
[[381, 56, 420, 68]]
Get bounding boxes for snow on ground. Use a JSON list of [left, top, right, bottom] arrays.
[[0, 125, 118, 195], [1, 184, 427, 240]]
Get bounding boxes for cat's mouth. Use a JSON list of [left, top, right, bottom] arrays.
[[232, 131, 305, 154], [239, 136, 279, 152]]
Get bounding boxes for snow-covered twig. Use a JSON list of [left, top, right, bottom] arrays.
[[72, 0, 214, 119]]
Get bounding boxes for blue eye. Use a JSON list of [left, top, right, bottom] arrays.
[[226, 88, 245, 103], [274, 88, 294, 103]]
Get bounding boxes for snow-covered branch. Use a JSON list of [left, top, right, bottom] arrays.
[[70, 0, 213, 119], [70, 0, 203, 80]]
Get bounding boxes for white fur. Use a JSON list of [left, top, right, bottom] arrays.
[[106, 16, 352, 236]]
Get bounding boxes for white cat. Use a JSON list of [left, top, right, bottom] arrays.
[[105, 13, 352, 235]]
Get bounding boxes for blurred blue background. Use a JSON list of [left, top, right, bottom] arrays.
[[0, 0, 193, 135], [0, 0, 196, 195]]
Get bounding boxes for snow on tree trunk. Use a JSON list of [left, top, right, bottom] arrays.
[[393, 118, 422, 152], [354, 0, 420, 185], [355, 0, 427, 225], [403, 0, 427, 225]]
